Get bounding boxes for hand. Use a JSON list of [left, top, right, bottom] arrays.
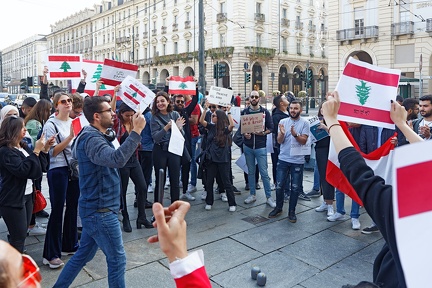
[[389, 100, 407, 127], [43, 66, 49, 75], [34, 133, 46, 153], [165, 77, 170, 85], [317, 123, 328, 131], [244, 133, 251, 140], [164, 121, 172, 132], [44, 134, 56, 152], [226, 105, 231, 112], [82, 69, 87, 81], [279, 123, 286, 134], [176, 117, 185, 130], [132, 110, 146, 134], [203, 100, 209, 109], [420, 125, 431, 139], [147, 201, 190, 263], [390, 136, 398, 146], [322, 91, 341, 122], [95, 80, 103, 89], [290, 125, 297, 137], [69, 124, 75, 139]]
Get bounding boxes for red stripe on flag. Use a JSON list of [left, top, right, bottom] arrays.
[[83, 59, 103, 64], [396, 160, 432, 218], [123, 92, 140, 105], [72, 117, 82, 136], [343, 62, 400, 87], [130, 85, 146, 98], [50, 72, 81, 78], [99, 77, 120, 87], [169, 76, 195, 82], [103, 59, 138, 71], [48, 56, 81, 62], [339, 102, 393, 124], [168, 89, 196, 95], [326, 160, 363, 206]]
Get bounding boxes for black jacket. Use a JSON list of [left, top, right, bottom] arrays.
[[0, 146, 48, 208], [239, 106, 273, 149], [271, 109, 289, 149], [339, 147, 405, 288]]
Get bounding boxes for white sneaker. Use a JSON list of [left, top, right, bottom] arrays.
[[201, 192, 207, 200], [244, 195, 257, 204], [229, 206, 236, 212], [351, 218, 361, 230], [327, 205, 334, 216], [266, 197, 276, 208], [180, 192, 196, 201], [270, 183, 276, 191], [187, 184, 197, 193], [220, 193, 228, 202], [205, 205, 212, 210], [315, 202, 328, 212], [327, 212, 345, 222], [28, 223, 47, 236], [148, 184, 154, 193]]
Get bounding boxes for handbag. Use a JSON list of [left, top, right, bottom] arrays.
[[32, 189, 47, 213], [232, 128, 243, 148], [52, 123, 79, 181]]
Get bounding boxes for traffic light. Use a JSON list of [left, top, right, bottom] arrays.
[[245, 73, 251, 83], [306, 70, 313, 89], [27, 76, 33, 87], [299, 71, 305, 82], [213, 63, 218, 79], [218, 63, 226, 78]]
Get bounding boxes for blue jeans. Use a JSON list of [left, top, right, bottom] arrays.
[[243, 146, 272, 198], [313, 160, 320, 191], [53, 211, 126, 288], [335, 189, 360, 219], [189, 136, 200, 186], [275, 160, 304, 211]]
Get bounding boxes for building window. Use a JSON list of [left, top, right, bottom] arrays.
[[296, 41, 301, 54], [186, 40, 190, 52], [256, 33, 261, 47], [399, 0, 410, 21], [174, 42, 178, 54], [144, 48, 148, 58], [186, 12, 190, 21], [282, 38, 287, 52], [153, 45, 157, 56], [354, 7, 364, 35], [220, 2, 226, 13], [282, 8, 287, 18], [256, 2, 261, 13], [219, 33, 226, 47], [163, 44, 166, 55], [154, 0, 156, 11], [174, 15, 177, 24]]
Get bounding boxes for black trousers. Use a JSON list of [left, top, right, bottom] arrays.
[[205, 161, 236, 207], [181, 156, 191, 194], [120, 159, 148, 219], [152, 144, 181, 203], [138, 151, 154, 188], [0, 194, 33, 252], [315, 146, 335, 201]]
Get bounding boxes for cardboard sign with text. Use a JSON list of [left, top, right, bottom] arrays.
[[240, 114, 264, 134], [207, 86, 233, 107]]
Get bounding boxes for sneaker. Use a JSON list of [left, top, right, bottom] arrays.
[[28, 223, 47, 236], [220, 193, 228, 202], [315, 202, 328, 212], [351, 218, 361, 230], [43, 258, 64, 269], [362, 225, 379, 234], [288, 211, 297, 223], [245, 183, 250, 190], [148, 184, 154, 193], [61, 251, 77, 256], [229, 206, 236, 212], [268, 208, 282, 218], [327, 205, 334, 216], [270, 183, 276, 191], [187, 184, 197, 193], [35, 209, 50, 218], [327, 212, 345, 222], [298, 192, 311, 201], [256, 183, 261, 190], [232, 186, 241, 195], [205, 205, 212, 210], [180, 192, 196, 201], [244, 195, 256, 204], [306, 189, 321, 198], [283, 194, 290, 203], [201, 192, 207, 200], [266, 197, 276, 208]]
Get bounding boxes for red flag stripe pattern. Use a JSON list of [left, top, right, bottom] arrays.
[[130, 84, 146, 98], [339, 102, 393, 125], [343, 62, 400, 87], [48, 55, 81, 62], [168, 76, 196, 95], [100, 59, 138, 87], [122, 92, 140, 105]]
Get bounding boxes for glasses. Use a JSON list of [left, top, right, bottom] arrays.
[[176, 100, 185, 104], [17, 254, 41, 287], [98, 108, 114, 114], [72, 110, 82, 116], [250, 95, 259, 99], [58, 98, 72, 105]]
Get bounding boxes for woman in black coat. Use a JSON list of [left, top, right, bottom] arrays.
[[0, 116, 54, 252]]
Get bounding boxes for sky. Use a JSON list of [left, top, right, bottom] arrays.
[[0, 0, 98, 50]]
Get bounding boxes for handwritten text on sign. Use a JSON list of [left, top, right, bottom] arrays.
[[207, 86, 233, 107], [240, 114, 264, 134]]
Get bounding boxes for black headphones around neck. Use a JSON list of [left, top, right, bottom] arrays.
[[104, 128, 116, 142]]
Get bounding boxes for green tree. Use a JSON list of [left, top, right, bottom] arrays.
[[355, 80, 371, 105], [60, 62, 71, 72], [91, 65, 106, 89]]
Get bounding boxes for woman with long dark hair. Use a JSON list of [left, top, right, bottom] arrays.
[[150, 91, 185, 203], [0, 116, 52, 252], [111, 100, 153, 232], [199, 101, 236, 211]]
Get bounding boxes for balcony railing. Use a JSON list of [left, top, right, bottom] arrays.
[[185, 20, 191, 29], [427, 18, 432, 33], [217, 13, 227, 23], [115, 36, 130, 44], [295, 22, 303, 30], [207, 46, 235, 59], [161, 26, 167, 34], [391, 21, 414, 37], [281, 18, 290, 27], [255, 13, 265, 22], [244, 46, 276, 59], [336, 26, 379, 42]]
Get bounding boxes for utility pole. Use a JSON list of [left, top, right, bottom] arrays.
[[419, 53, 423, 98], [305, 60, 310, 115], [198, 0, 205, 96]]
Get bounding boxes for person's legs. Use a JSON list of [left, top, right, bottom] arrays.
[[255, 147, 272, 199], [218, 162, 236, 207], [274, 160, 289, 210], [189, 136, 199, 187], [139, 151, 153, 190], [167, 153, 181, 203], [288, 163, 304, 214], [350, 200, 360, 219], [205, 162, 217, 206], [270, 148, 279, 184], [243, 145, 257, 196], [152, 145, 168, 203], [312, 160, 320, 191], [129, 162, 149, 220], [180, 158, 191, 194], [119, 167, 131, 213], [0, 205, 28, 253], [335, 189, 346, 215], [62, 179, 79, 253]]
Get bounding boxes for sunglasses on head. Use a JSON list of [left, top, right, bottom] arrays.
[[59, 98, 72, 105], [17, 254, 41, 287], [250, 95, 259, 99]]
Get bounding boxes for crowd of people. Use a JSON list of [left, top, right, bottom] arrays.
[[0, 65, 431, 287]]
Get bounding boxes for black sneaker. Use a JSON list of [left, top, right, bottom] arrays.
[[145, 200, 153, 209], [361, 225, 379, 234], [288, 211, 297, 223], [36, 209, 50, 218], [298, 192, 311, 201], [306, 189, 321, 198], [232, 186, 241, 195], [268, 208, 282, 218]]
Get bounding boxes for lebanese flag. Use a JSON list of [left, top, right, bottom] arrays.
[[119, 75, 155, 111], [392, 141, 432, 288], [71, 114, 90, 136], [47, 54, 82, 80], [71, 60, 114, 96], [168, 76, 196, 95], [335, 57, 401, 130], [100, 59, 138, 87], [326, 122, 395, 206]]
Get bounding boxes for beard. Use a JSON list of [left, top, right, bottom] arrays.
[[290, 111, 300, 119]]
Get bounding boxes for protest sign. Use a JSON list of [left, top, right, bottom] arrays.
[[168, 76, 196, 95], [100, 59, 138, 87], [207, 86, 233, 107], [308, 116, 329, 143], [230, 107, 241, 129], [71, 60, 114, 95], [240, 114, 264, 134], [47, 54, 82, 80], [119, 76, 155, 111]]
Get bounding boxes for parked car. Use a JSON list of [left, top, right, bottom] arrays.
[[0, 93, 9, 107], [4, 94, 17, 106], [14, 93, 40, 108]]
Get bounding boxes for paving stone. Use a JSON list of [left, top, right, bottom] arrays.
[[352, 238, 385, 265], [280, 230, 368, 270], [291, 208, 341, 235]]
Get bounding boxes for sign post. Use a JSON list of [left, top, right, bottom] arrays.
[[419, 54, 423, 98]]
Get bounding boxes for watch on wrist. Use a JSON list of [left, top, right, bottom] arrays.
[[294, 133, 300, 137]]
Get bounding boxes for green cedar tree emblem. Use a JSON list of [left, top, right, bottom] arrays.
[[178, 82, 187, 89], [132, 92, 138, 98], [355, 80, 371, 105], [91, 65, 106, 89], [60, 62, 71, 72]]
